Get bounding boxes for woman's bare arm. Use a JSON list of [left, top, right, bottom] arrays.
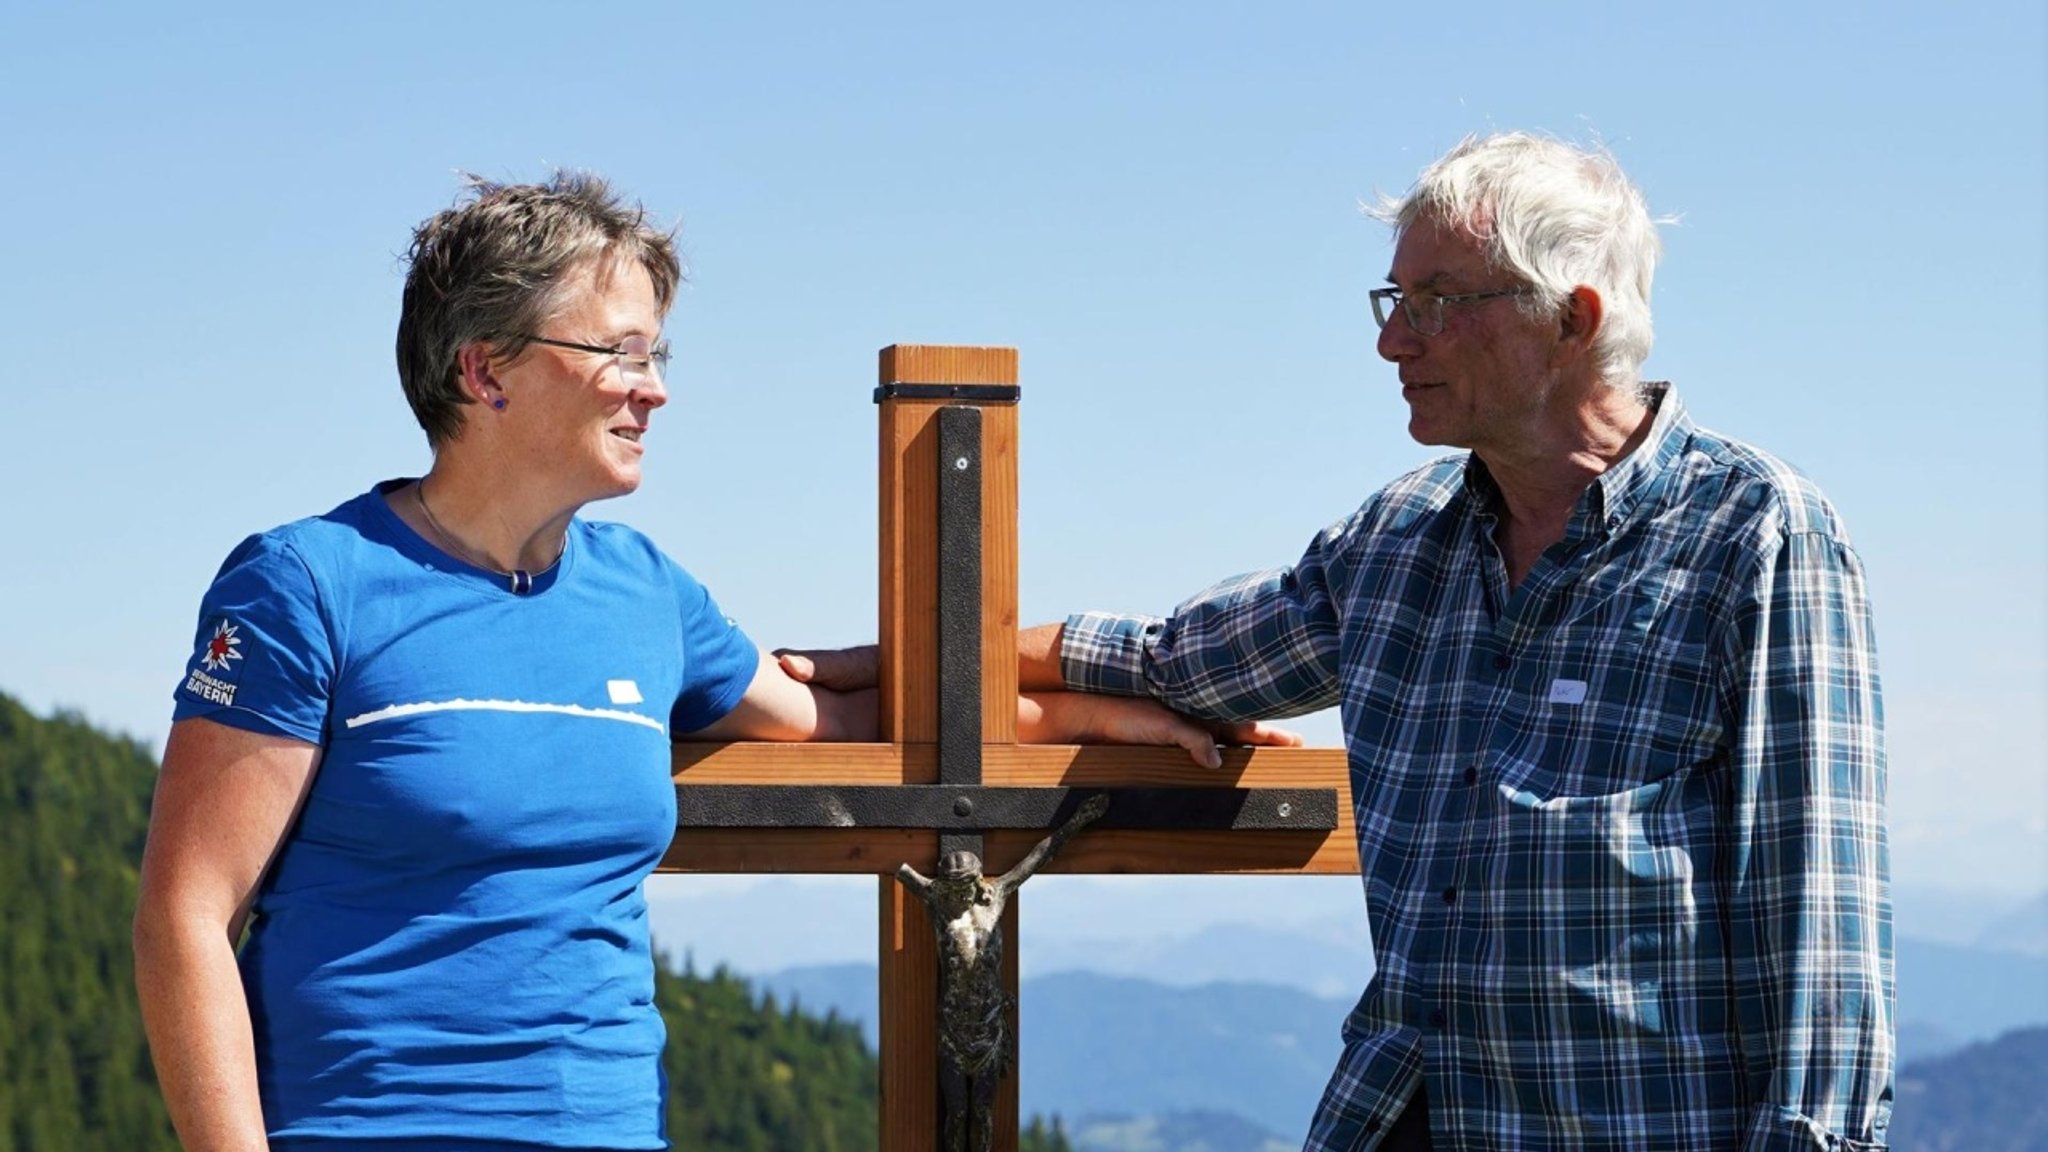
[[133, 717, 321, 1152]]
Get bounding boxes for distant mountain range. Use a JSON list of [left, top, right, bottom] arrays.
[[1974, 892, 2048, 955], [648, 875, 2048, 982], [1055, 1028, 2048, 1152], [665, 878, 2048, 1063], [1892, 884, 2048, 955], [647, 825, 2048, 1146], [1890, 1027, 2048, 1151], [756, 941, 2048, 1146], [1069, 1110, 1296, 1152], [759, 965, 1344, 1141], [1898, 938, 2048, 1057]]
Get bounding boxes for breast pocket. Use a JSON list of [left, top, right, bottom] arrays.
[[1488, 771, 1719, 1041]]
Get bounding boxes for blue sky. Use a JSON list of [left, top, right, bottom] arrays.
[[2, 1, 2042, 930]]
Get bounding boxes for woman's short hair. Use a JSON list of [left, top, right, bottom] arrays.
[[1371, 133, 1665, 391], [396, 172, 681, 447]]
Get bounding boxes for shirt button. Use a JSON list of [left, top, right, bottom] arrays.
[[1462, 766, 1478, 785], [1363, 1119, 1382, 1135], [1491, 653, 1510, 671], [1442, 886, 1458, 904], [1429, 1009, 1447, 1028]]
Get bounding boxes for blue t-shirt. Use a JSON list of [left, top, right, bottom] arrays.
[[172, 482, 758, 1151]]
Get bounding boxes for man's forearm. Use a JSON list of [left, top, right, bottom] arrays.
[[1018, 622, 1067, 691], [810, 686, 879, 741]]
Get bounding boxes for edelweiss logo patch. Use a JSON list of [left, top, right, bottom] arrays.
[[201, 620, 244, 672], [183, 619, 244, 708]]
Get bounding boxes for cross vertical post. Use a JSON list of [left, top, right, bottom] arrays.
[[875, 346, 1021, 1151]]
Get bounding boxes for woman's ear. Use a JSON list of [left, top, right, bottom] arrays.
[[456, 343, 503, 408]]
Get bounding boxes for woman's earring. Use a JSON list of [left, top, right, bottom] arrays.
[[493, 397, 507, 410]]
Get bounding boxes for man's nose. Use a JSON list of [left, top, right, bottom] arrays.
[[1377, 311, 1422, 362]]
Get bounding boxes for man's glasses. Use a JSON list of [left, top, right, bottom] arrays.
[[525, 334, 671, 382], [1368, 287, 1533, 337]]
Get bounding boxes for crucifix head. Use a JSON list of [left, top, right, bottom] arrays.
[[938, 848, 984, 881]]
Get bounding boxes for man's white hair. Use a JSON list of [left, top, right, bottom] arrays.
[[1371, 133, 1667, 391]]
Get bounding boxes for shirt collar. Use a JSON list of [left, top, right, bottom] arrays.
[[1461, 381, 1691, 541]]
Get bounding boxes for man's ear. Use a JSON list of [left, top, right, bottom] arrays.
[[1555, 285, 1604, 365]]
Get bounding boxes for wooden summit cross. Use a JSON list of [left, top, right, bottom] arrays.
[[663, 345, 1355, 1151]]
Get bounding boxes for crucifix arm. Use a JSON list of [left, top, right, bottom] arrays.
[[996, 793, 1110, 896], [896, 862, 935, 900]]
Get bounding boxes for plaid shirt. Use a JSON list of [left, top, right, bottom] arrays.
[[1062, 387, 1892, 1152]]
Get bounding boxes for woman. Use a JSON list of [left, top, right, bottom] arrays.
[[134, 173, 1277, 1152]]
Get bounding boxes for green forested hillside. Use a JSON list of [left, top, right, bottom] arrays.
[[0, 692, 1076, 1150], [659, 959, 876, 1150], [0, 694, 171, 1151]]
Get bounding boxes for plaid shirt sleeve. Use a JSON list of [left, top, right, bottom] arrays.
[[1724, 525, 1893, 1152], [1059, 530, 1347, 722]]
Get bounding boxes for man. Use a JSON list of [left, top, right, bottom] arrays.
[[1018, 134, 1892, 1151]]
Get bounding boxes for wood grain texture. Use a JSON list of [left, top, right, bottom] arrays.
[[877, 398, 936, 747], [875, 344, 1019, 748], [658, 828, 934, 873], [976, 402, 1018, 745], [880, 873, 939, 1152]]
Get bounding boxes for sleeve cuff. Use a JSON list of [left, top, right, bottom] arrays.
[[170, 702, 324, 747], [1742, 1103, 1888, 1152], [1059, 611, 1164, 698]]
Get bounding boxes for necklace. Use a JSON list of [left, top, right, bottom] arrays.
[[413, 479, 555, 595]]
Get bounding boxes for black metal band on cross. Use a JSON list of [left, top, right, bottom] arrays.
[[872, 383, 1022, 404], [674, 784, 1337, 832], [935, 406, 985, 863]]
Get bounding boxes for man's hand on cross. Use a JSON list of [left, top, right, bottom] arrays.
[[775, 645, 879, 691]]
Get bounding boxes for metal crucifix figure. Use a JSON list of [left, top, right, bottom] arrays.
[[895, 793, 1111, 1152]]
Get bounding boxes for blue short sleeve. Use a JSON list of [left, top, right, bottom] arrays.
[[666, 561, 758, 734], [172, 532, 335, 744]]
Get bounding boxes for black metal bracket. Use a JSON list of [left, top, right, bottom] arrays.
[[873, 383, 1022, 404], [675, 784, 1337, 832]]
